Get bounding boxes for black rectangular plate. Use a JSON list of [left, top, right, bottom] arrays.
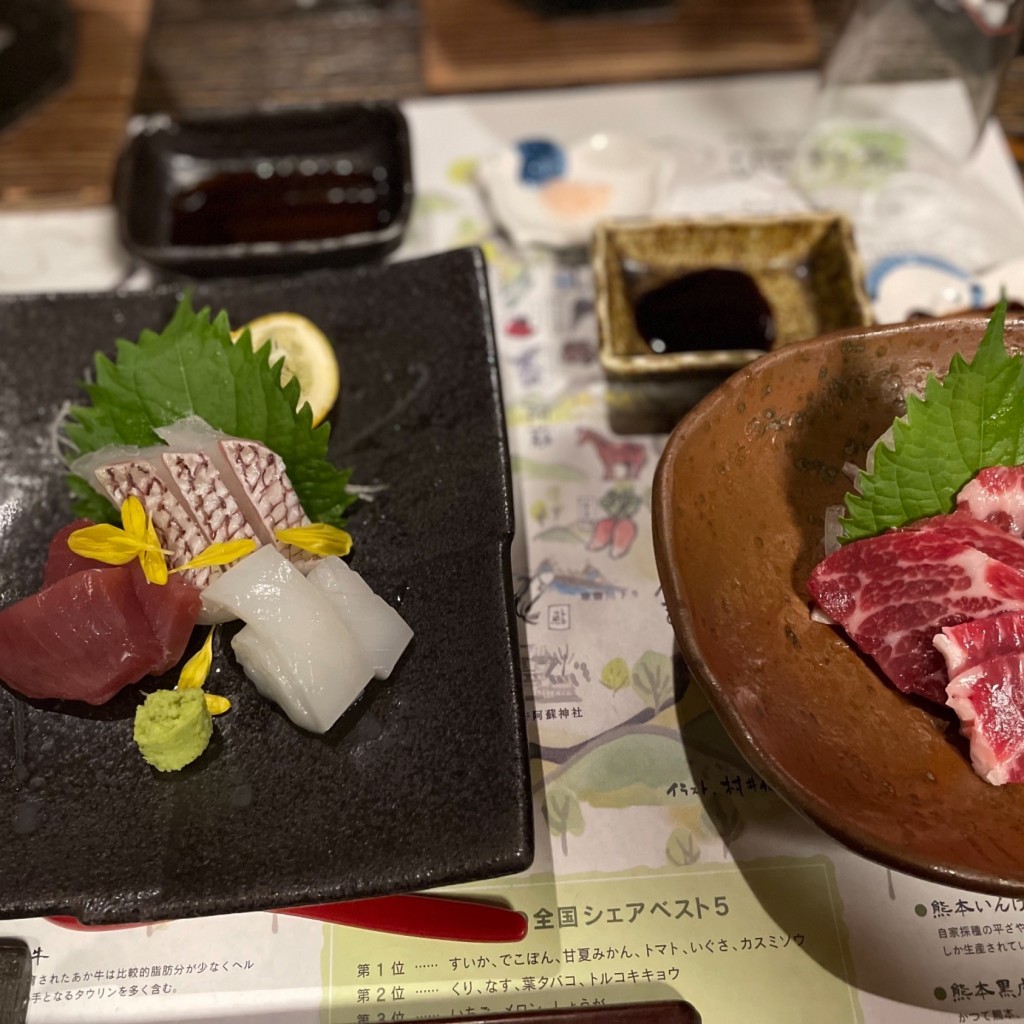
[[0, 247, 533, 924], [114, 103, 414, 277]]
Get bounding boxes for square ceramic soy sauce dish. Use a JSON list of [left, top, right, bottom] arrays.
[[114, 102, 413, 277], [593, 212, 873, 378]]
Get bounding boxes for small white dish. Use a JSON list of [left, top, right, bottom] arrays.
[[477, 132, 675, 249]]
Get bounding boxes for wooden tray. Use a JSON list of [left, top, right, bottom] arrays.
[[421, 0, 821, 94], [0, 0, 152, 209]]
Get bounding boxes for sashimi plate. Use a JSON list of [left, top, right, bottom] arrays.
[[653, 313, 1024, 895], [0, 247, 534, 923]]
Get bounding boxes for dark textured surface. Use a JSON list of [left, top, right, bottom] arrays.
[[0, 0, 75, 135], [0, 247, 533, 924], [653, 314, 1024, 895]]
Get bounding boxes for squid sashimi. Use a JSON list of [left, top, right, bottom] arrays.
[[307, 557, 413, 679], [0, 557, 201, 705], [201, 546, 374, 733]]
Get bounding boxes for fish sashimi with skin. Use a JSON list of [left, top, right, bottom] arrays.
[[0, 553, 201, 705], [71, 416, 313, 590]]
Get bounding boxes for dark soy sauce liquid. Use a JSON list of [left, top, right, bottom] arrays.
[[631, 267, 776, 353], [169, 164, 399, 247]]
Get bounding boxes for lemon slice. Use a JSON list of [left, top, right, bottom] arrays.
[[233, 313, 340, 426]]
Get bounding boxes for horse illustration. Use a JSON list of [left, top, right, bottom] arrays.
[[576, 427, 647, 480]]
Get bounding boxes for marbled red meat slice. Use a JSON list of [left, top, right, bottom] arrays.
[[935, 613, 1024, 783], [934, 610, 1024, 678], [0, 562, 201, 704], [905, 512, 1024, 571], [956, 465, 1024, 537], [808, 514, 1024, 703], [941, 644, 1024, 785]]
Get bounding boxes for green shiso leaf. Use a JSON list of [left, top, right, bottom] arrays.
[[840, 301, 1024, 542], [64, 296, 355, 527]]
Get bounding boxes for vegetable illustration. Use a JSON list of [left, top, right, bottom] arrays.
[[585, 485, 642, 558]]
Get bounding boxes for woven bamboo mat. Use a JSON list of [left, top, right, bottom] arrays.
[[421, 0, 821, 94], [0, 0, 152, 209]]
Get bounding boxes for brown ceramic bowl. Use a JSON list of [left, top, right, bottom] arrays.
[[653, 313, 1024, 894]]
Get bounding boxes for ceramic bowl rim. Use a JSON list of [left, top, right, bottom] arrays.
[[653, 312, 1024, 895]]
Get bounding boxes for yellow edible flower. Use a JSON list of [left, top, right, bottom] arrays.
[[275, 523, 353, 557], [68, 496, 169, 585], [176, 627, 231, 716], [68, 499, 258, 586], [171, 538, 257, 574]]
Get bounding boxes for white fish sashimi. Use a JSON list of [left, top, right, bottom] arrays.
[[307, 556, 413, 679], [202, 546, 374, 733], [158, 417, 314, 566], [69, 416, 314, 592]]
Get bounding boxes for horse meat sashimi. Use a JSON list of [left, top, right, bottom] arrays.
[[956, 465, 1024, 537], [934, 612, 1024, 784], [808, 514, 1024, 703], [0, 550, 201, 704]]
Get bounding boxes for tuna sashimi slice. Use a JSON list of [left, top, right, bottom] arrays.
[[0, 563, 201, 704], [957, 465, 1024, 537], [129, 566, 203, 675], [808, 514, 1024, 703], [42, 520, 103, 586]]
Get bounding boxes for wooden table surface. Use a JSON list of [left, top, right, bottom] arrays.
[[134, 0, 1024, 168], [5, 0, 1024, 207], [136, 0, 820, 111]]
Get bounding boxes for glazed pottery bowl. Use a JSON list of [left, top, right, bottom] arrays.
[[594, 212, 872, 377], [653, 313, 1024, 894]]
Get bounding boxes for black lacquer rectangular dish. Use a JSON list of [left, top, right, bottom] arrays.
[[0, 248, 533, 924], [115, 102, 413, 277]]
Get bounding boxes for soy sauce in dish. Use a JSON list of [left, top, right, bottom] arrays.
[[631, 267, 775, 354], [169, 163, 401, 247]]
